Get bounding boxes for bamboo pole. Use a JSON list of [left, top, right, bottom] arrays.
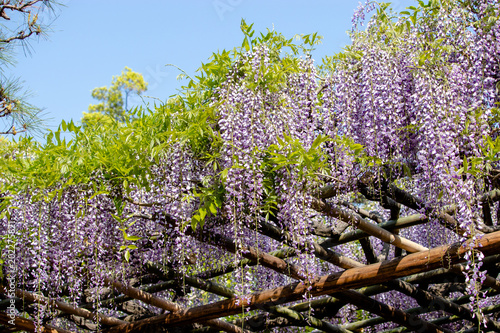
[[312, 199, 429, 253], [321, 213, 427, 249], [258, 218, 364, 269]]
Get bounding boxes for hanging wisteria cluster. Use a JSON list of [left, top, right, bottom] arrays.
[[1, 0, 500, 332]]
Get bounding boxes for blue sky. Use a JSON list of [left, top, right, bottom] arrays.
[[6, 0, 415, 135]]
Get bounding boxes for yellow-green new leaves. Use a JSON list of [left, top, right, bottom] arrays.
[[114, 67, 148, 96], [267, 133, 331, 177], [86, 67, 148, 123], [189, 184, 224, 230], [81, 111, 114, 128], [111, 200, 142, 262]]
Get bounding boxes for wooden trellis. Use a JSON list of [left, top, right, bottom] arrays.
[[1, 180, 500, 333]]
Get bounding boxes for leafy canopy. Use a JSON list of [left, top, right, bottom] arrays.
[[84, 66, 148, 124]]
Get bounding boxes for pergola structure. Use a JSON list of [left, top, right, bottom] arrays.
[[1, 180, 500, 333]]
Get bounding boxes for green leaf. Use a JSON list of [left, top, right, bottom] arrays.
[[111, 214, 122, 223], [199, 207, 207, 220], [124, 234, 142, 241], [242, 37, 250, 52], [46, 131, 54, 145], [89, 191, 109, 200], [191, 218, 198, 231], [209, 202, 217, 215], [220, 168, 229, 182], [310, 134, 329, 150], [437, 190, 443, 200], [55, 130, 61, 145]]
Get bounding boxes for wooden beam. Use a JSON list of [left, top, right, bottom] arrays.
[[0, 286, 126, 327], [386, 279, 500, 330], [197, 230, 304, 280], [147, 260, 353, 333], [194, 216, 499, 332], [146, 262, 234, 298], [337, 290, 452, 333], [344, 287, 500, 331], [312, 198, 429, 252], [380, 301, 500, 333], [321, 213, 427, 249], [0, 312, 73, 333], [79, 280, 178, 309], [104, 230, 500, 333], [258, 218, 364, 269], [104, 278, 250, 333], [359, 237, 378, 263], [157, 213, 305, 281]]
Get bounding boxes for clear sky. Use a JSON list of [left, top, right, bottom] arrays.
[[5, 0, 415, 135]]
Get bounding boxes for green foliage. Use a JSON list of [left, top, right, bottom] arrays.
[[0, 106, 157, 202], [458, 135, 500, 178], [0, 20, 331, 235], [0, 16, 398, 233], [189, 177, 224, 230], [4, 6, 497, 235], [86, 67, 148, 123], [267, 134, 330, 178], [81, 111, 114, 128], [111, 200, 142, 262]]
